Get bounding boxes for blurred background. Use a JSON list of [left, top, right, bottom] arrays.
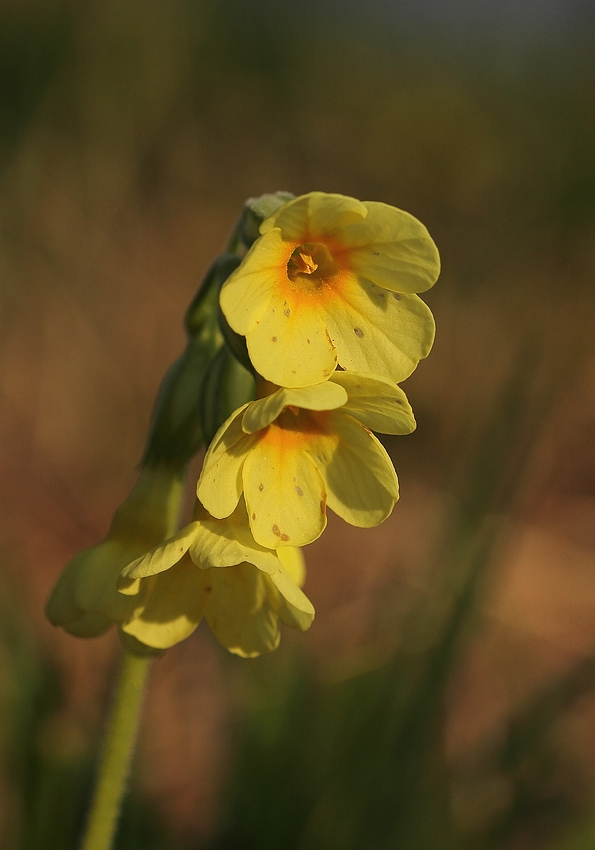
[[1, 0, 595, 847]]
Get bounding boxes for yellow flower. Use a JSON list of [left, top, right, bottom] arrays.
[[219, 192, 439, 388], [118, 501, 314, 657], [197, 371, 415, 549], [45, 466, 184, 639]]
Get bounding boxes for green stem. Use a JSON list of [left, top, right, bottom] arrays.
[[79, 651, 152, 850]]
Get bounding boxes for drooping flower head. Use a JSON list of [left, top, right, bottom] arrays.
[[220, 192, 440, 388], [197, 371, 416, 550], [46, 465, 313, 658], [118, 500, 314, 657]]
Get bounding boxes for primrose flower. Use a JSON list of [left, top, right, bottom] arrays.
[[118, 500, 314, 657], [197, 371, 415, 550], [45, 466, 184, 639], [219, 192, 439, 388]]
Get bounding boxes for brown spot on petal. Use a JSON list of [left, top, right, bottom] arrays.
[[259, 483, 264, 491], [272, 524, 281, 536], [280, 533, 290, 541], [295, 485, 303, 497], [204, 586, 212, 593], [284, 308, 291, 317], [307, 338, 311, 344], [252, 512, 257, 520], [354, 327, 364, 338], [272, 336, 277, 342], [393, 293, 401, 301]]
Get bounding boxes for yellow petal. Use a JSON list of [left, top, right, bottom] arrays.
[[323, 278, 435, 383], [338, 201, 440, 294], [330, 372, 416, 435], [197, 404, 255, 518], [204, 564, 281, 657], [219, 228, 288, 335], [313, 412, 399, 527], [260, 192, 367, 240], [277, 545, 306, 587], [267, 560, 315, 631], [119, 521, 200, 582], [189, 515, 281, 575], [241, 382, 347, 434], [122, 556, 207, 649], [242, 426, 328, 548], [243, 285, 338, 388]]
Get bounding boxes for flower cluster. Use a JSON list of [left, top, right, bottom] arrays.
[[46, 191, 439, 657]]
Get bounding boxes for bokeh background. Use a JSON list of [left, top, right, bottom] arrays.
[[1, 1, 595, 848]]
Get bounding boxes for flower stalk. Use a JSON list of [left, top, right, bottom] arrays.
[[79, 652, 152, 850]]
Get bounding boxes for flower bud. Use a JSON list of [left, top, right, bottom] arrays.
[[45, 466, 184, 649], [238, 191, 295, 249]]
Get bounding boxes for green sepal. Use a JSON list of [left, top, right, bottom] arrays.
[[199, 344, 256, 447], [140, 338, 215, 468], [238, 191, 295, 249], [142, 253, 242, 469], [217, 302, 255, 374], [184, 253, 241, 336]]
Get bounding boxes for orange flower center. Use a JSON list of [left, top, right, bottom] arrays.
[[287, 242, 337, 286]]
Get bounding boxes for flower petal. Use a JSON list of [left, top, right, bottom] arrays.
[[242, 382, 347, 434], [322, 277, 435, 383], [243, 285, 338, 388], [243, 427, 328, 548], [277, 546, 306, 587], [267, 560, 315, 631], [219, 228, 287, 334], [203, 564, 280, 657], [119, 522, 201, 582], [189, 515, 281, 575], [122, 556, 207, 649], [313, 412, 399, 527], [338, 201, 440, 294], [330, 372, 416, 435], [197, 404, 255, 518], [260, 192, 367, 240]]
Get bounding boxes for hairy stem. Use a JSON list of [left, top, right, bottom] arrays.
[[79, 651, 152, 850]]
